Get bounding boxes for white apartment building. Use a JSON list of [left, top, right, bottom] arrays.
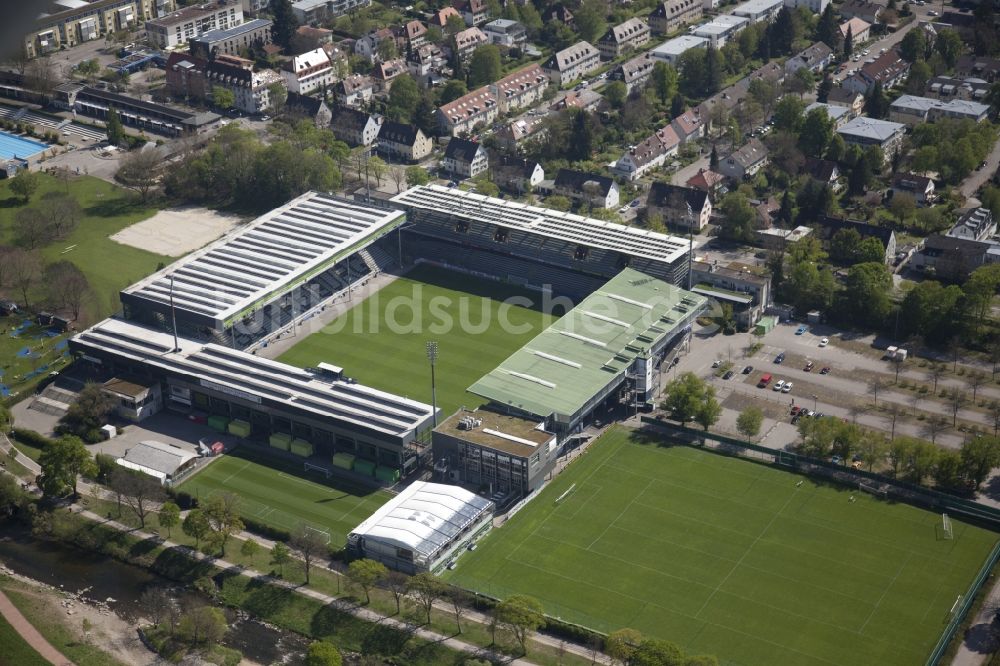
[[281, 48, 335, 95], [543, 41, 601, 86], [146, 0, 243, 49]]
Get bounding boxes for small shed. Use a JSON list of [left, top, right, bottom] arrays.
[[100, 424, 117, 440], [116, 440, 198, 485]]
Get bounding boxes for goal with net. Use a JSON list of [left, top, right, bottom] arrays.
[[301, 524, 332, 545], [943, 513, 953, 540], [304, 462, 331, 478]]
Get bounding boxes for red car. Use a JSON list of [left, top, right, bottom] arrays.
[[791, 405, 801, 415]]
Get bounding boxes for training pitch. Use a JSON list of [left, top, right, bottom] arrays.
[[177, 447, 391, 547], [444, 427, 999, 666], [278, 265, 560, 416]]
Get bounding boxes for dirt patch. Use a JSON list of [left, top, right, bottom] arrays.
[[110, 206, 246, 257]]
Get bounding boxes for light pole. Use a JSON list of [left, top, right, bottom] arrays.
[[426, 341, 439, 427], [811, 394, 818, 412], [169, 275, 180, 352], [686, 202, 694, 290]]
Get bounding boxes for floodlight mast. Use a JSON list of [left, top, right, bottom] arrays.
[[426, 341, 439, 427], [169, 275, 180, 352]]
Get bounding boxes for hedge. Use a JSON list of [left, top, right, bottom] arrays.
[[11, 428, 55, 450]]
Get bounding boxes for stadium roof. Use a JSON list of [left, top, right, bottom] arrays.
[[391, 184, 692, 263], [468, 268, 707, 420], [349, 481, 493, 562], [122, 192, 404, 327], [71, 318, 436, 441]]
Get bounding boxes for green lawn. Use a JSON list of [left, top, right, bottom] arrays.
[[278, 265, 560, 416], [177, 446, 393, 547], [0, 611, 49, 666], [444, 427, 1000, 666]]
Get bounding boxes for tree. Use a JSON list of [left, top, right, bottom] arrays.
[[212, 86, 235, 110], [270, 541, 291, 576], [14, 207, 51, 249], [306, 641, 342, 666], [858, 434, 889, 472], [888, 193, 916, 224], [44, 260, 90, 320], [650, 61, 678, 105], [737, 406, 764, 443], [923, 415, 949, 446], [843, 25, 853, 58], [110, 467, 166, 528], [183, 509, 212, 551], [709, 144, 719, 171], [386, 74, 420, 123], [347, 558, 387, 604], [947, 389, 969, 426], [574, 0, 607, 43], [468, 45, 502, 87], [899, 25, 926, 63], [935, 29, 964, 70], [291, 524, 328, 584], [106, 107, 126, 147], [406, 572, 443, 624], [178, 605, 228, 647], [60, 383, 116, 442], [38, 436, 97, 498], [969, 371, 987, 403], [0, 474, 27, 519], [438, 79, 468, 105], [798, 107, 833, 158], [718, 192, 756, 242], [495, 595, 545, 655], [604, 80, 627, 109], [270, 0, 299, 51], [633, 638, 684, 666], [240, 537, 260, 562], [694, 393, 721, 431], [927, 363, 946, 393], [907, 60, 933, 94], [203, 493, 244, 556], [864, 82, 889, 119], [815, 4, 840, 50], [606, 628, 644, 665], [385, 570, 409, 615], [662, 372, 715, 427], [116, 148, 161, 202], [268, 82, 288, 116], [546, 195, 571, 211], [961, 436, 1000, 490], [772, 95, 805, 133], [39, 192, 82, 240], [377, 38, 398, 62], [447, 587, 472, 634], [159, 501, 180, 537], [10, 169, 40, 206], [836, 262, 892, 329], [405, 165, 430, 187]]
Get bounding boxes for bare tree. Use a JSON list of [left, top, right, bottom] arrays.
[[447, 587, 472, 634], [923, 414, 949, 444], [385, 571, 409, 615], [110, 467, 166, 528], [389, 165, 407, 193], [885, 402, 903, 440], [868, 377, 886, 407], [0, 245, 13, 288], [991, 342, 1000, 380], [927, 363, 946, 394], [948, 389, 969, 426], [290, 523, 329, 585], [990, 400, 1000, 436], [24, 57, 60, 98], [39, 192, 82, 241], [969, 370, 987, 403], [116, 148, 161, 202], [44, 260, 90, 320], [847, 403, 867, 424], [13, 207, 49, 249], [6, 249, 41, 310]]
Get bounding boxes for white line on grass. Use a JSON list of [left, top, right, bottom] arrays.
[[857, 554, 912, 634], [220, 460, 252, 485], [586, 479, 653, 550]]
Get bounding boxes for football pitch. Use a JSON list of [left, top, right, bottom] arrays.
[[278, 265, 560, 416], [444, 427, 1000, 666], [177, 447, 392, 547]]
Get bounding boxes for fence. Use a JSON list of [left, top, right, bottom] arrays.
[[638, 416, 1000, 664]]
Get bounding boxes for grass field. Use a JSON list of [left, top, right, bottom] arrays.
[[177, 446, 392, 547], [0, 612, 49, 666], [278, 265, 560, 416], [444, 427, 1000, 666]]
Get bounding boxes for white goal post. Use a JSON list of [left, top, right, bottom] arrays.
[[304, 462, 331, 478], [943, 513, 954, 540], [302, 523, 332, 545]]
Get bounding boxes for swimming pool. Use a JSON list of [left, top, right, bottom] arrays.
[[0, 130, 48, 160]]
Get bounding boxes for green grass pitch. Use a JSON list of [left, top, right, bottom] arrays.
[[177, 447, 392, 547], [444, 427, 1000, 666], [278, 265, 560, 416]]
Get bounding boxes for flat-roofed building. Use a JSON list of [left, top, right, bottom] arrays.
[[433, 408, 557, 495], [836, 116, 906, 161], [347, 481, 494, 573], [117, 440, 198, 485], [597, 18, 651, 60], [733, 0, 783, 23], [650, 35, 708, 64], [690, 260, 771, 328], [146, 0, 243, 49], [24, 0, 178, 58], [483, 18, 527, 47], [648, 0, 703, 35], [543, 41, 600, 86], [694, 15, 748, 48], [189, 17, 271, 58], [291, 0, 371, 25]]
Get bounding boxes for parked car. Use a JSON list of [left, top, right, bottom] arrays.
[[758, 373, 773, 388], [723, 370, 735, 380], [804, 361, 814, 372], [791, 405, 801, 415], [773, 379, 785, 391], [629, 199, 641, 208], [742, 365, 753, 374], [795, 325, 808, 335], [775, 353, 785, 364], [819, 337, 829, 347], [782, 381, 793, 393], [712, 359, 721, 368], [820, 366, 830, 374], [671, 356, 680, 367]]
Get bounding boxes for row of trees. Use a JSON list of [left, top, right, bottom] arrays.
[[661, 373, 721, 431], [0, 245, 91, 317], [606, 627, 718, 666]]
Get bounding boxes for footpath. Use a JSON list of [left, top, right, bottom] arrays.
[[0, 589, 73, 666]]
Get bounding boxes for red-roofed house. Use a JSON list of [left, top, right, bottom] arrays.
[[614, 124, 680, 181], [490, 64, 549, 112], [687, 168, 726, 201], [671, 110, 704, 144], [437, 86, 499, 136]]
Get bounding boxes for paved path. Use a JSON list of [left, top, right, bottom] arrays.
[[951, 578, 1000, 666], [0, 589, 73, 666], [959, 136, 1000, 207]]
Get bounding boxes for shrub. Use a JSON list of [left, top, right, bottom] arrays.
[[12, 428, 55, 449]]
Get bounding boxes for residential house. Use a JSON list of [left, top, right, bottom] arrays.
[[687, 168, 726, 201], [839, 0, 882, 24], [437, 86, 498, 136], [376, 121, 433, 162], [836, 116, 907, 161], [926, 76, 991, 102], [890, 173, 935, 206], [825, 86, 865, 117], [453, 27, 489, 61], [613, 53, 656, 92], [188, 18, 272, 59], [597, 18, 651, 60], [719, 138, 768, 181], [911, 234, 993, 281], [756, 225, 813, 251], [697, 61, 785, 132], [785, 42, 833, 76], [491, 155, 544, 194], [290, 0, 371, 25], [543, 41, 600, 86], [753, 196, 780, 228], [165, 51, 284, 114], [443, 138, 489, 178], [645, 182, 712, 230], [458, 0, 490, 26], [671, 110, 704, 144], [492, 64, 549, 112], [23, 0, 179, 59], [408, 44, 447, 85], [354, 28, 396, 63], [280, 47, 334, 95], [403, 20, 427, 48], [956, 55, 1000, 83], [553, 169, 620, 209], [543, 4, 574, 28], [839, 17, 871, 45], [373, 58, 407, 92], [331, 107, 382, 146], [483, 19, 527, 48], [948, 208, 996, 242], [702, 0, 722, 9], [146, 0, 243, 49], [494, 116, 546, 150], [648, 0, 703, 35], [804, 101, 850, 128], [614, 125, 680, 181], [785, 0, 830, 13], [335, 74, 374, 107], [286, 91, 332, 127], [549, 89, 603, 112], [841, 49, 910, 95], [430, 6, 462, 27], [690, 260, 771, 328], [816, 216, 896, 264], [804, 157, 840, 190], [294, 25, 334, 50]]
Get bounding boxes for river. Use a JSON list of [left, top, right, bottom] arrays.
[[0, 525, 309, 665]]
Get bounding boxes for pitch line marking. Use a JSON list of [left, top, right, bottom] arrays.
[[857, 553, 912, 634], [220, 460, 251, 485]]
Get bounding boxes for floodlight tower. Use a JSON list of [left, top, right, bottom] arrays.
[[169, 275, 180, 352], [426, 340, 439, 426]]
